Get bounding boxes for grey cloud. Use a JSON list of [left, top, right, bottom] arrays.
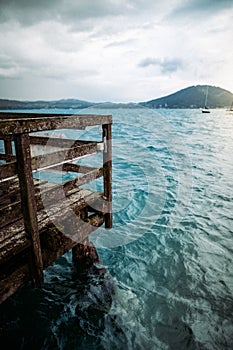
[[138, 57, 183, 73], [0, 54, 16, 69], [170, 0, 233, 18], [0, 0, 61, 25], [1, 0, 231, 29], [0, 51, 98, 81], [138, 58, 160, 67], [0, 0, 178, 28], [0, 74, 21, 81], [0, 0, 134, 27]]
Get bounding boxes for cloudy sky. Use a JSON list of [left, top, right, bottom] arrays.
[[0, 0, 232, 102]]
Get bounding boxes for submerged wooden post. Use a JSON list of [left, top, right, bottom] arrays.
[[102, 123, 112, 228], [14, 133, 43, 287], [72, 238, 101, 273]]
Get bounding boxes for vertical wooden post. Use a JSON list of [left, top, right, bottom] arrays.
[[4, 137, 13, 162], [14, 133, 43, 287], [72, 207, 88, 266], [102, 123, 112, 228]]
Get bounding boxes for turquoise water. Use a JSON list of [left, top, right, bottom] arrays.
[[0, 108, 233, 349]]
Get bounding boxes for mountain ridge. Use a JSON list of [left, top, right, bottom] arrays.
[[0, 85, 232, 110], [0, 98, 94, 110], [140, 85, 233, 109]]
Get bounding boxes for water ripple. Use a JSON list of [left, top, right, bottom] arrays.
[[1, 108, 233, 349]]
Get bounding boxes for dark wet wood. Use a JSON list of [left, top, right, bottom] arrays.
[[3, 137, 13, 163], [72, 239, 101, 273], [0, 213, 104, 304], [0, 161, 17, 180], [63, 167, 104, 192], [0, 169, 104, 228], [30, 135, 98, 148], [60, 163, 98, 174], [31, 142, 98, 170], [0, 113, 112, 135], [0, 188, 107, 264], [0, 112, 112, 304], [0, 154, 16, 162], [14, 133, 44, 287], [0, 142, 99, 179]]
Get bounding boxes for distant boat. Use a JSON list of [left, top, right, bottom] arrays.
[[226, 101, 233, 113], [202, 86, 210, 113]]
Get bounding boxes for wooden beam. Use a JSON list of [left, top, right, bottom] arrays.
[[0, 202, 23, 228], [0, 154, 16, 162], [62, 167, 103, 192], [30, 136, 97, 148], [0, 189, 107, 264], [0, 114, 112, 136], [0, 262, 30, 304], [14, 133, 43, 287], [0, 168, 104, 229], [0, 161, 17, 180], [0, 141, 99, 180], [31, 142, 98, 170], [0, 213, 104, 304], [57, 163, 98, 174]]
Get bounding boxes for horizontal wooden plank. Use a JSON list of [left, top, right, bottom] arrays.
[[0, 262, 30, 304], [0, 202, 22, 229], [0, 167, 104, 229], [0, 177, 20, 203], [0, 161, 17, 180], [0, 188, 107, 262], [0, 213, 104, 304], [62, 163, 98, 174], [0, 135, 14, 141], [62, 167, 103, 192], [0, 114, 112, 135], [0, 112, 72, 119], [0, 180, 48, 225], [0, 154, 16, 162], [31, 142, 98, 170], [0, 142, 98, 179], [50, 163, 98, 174], [30, 136, 97, 148], [0, 178, 47, 207]]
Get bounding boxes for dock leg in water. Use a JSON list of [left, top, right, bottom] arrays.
[[72, 239, 101, 274], [72, 239, 115, 326]]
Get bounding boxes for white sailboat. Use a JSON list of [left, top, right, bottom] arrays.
[[202, 86, 210, 113]]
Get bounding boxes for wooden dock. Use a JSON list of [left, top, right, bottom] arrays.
[[0, 113, 112, 304]]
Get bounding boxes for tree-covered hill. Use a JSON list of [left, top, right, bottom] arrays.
[[0, 85, 232, 110], [0, 98, 94, 110], [140, 85, 233, 109]]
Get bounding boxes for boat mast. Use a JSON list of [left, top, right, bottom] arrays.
[[204, 86, 208, 108]]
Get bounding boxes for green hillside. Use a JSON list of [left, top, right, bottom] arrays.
[[140, 85, 233, 109], [0, 85, 232, 110], [0, 98, 94, 110]]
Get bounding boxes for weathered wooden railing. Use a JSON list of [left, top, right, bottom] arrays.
[[0, 113, 112, 303]]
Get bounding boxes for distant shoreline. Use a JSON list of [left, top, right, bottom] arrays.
[[0, 85, 232, 110]]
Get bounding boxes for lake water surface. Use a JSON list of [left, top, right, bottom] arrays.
[[0, 108, 233, 349]]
